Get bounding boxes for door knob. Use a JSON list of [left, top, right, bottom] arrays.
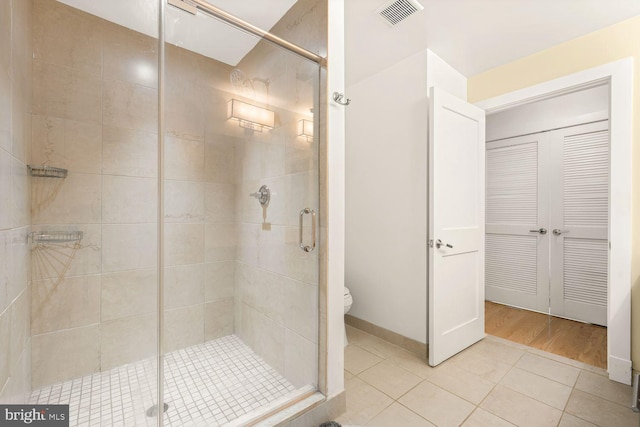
[[529, 228, 548, 235], [435, 239, 453, 249], [552, 229, 568, 236]]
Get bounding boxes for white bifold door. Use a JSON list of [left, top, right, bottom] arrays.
[[486, 121, 609, 326]]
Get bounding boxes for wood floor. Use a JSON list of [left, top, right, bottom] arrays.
[[485, 301, 607, 369]]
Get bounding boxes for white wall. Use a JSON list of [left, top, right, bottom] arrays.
[[426, 50, 467, 101], [345, 49, 466, 344], [327, 0, 345, 397], [486, 84, 609, 141], [345, 50, 429, 342]]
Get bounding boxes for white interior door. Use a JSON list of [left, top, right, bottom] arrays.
[[428, 87, 486, 366], [549, 121, 609, 326], [485, 134, 549, 313]]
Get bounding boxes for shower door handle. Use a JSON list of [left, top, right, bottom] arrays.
[[299, 208, 316, 252]]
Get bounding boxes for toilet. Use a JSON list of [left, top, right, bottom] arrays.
[[344, 287, 353, 346]]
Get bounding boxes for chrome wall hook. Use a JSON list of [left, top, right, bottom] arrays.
[[332, 92, 351, 106]]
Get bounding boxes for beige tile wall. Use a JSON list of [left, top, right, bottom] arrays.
[[27, 0, 326, 393], [0, 0, 33, 404], [28, 0, 237, 388], [29, 0, 157, 388], [162, 42, 237, 354]]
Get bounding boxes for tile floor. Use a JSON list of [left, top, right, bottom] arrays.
[[29, 335, 296, 426], [336, 325, 639, 427]]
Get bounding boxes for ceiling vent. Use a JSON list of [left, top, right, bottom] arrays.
[[377, 0, 424, 26]]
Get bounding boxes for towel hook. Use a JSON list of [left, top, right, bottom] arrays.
[[332, 92, 351, 106]]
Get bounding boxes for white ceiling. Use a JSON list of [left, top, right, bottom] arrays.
[[56, 0, 640, 84], [346, 0, 640, 85], [57, 0, 297, 66]]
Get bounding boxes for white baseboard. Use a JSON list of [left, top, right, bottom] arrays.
[[609, 355, 632, 385]]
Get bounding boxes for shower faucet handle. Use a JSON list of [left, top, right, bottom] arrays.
[[249, 185, 270, 206]]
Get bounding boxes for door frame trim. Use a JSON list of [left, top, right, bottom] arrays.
[[476, 58, 633, 385]]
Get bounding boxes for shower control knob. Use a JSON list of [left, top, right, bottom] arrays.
[[249, 185, 270, 206]]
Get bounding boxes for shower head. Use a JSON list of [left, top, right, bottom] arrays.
[[230, 68, 255, 98], [230, 69, 271, 102]]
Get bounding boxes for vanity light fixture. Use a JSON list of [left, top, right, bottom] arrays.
[[227, 99, 275, 132], [297, 119, 313, 142]]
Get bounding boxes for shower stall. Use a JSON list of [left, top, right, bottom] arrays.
[[0, 0, 329, 425]]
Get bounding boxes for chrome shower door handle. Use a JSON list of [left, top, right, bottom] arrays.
[[299, 208, 316, 252]]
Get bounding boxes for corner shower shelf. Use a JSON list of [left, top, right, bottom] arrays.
[[30, 230, 84, 244], [27, 165, 68, 179]]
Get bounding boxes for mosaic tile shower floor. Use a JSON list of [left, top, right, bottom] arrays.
[[29, 335, 296, 426]]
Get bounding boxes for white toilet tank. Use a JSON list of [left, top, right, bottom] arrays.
[[344, 287, 353, 314]]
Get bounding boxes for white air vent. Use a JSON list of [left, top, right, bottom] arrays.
[[377, 0, 424, 26]]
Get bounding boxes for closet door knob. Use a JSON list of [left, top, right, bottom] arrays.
[[529, 228, 547, 235]]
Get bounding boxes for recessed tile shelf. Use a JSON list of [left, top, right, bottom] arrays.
[[27, 165, 68, 178]]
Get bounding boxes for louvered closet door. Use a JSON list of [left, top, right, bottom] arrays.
[[549, 121, 609, 326], [486, 134, 549, 313]]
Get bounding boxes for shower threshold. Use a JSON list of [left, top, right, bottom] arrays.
[[29, 335, 297, 426]]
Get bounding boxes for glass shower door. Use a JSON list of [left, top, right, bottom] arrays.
[[160, 1, 321, 424]]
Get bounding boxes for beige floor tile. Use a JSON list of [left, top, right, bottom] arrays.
[[565, 389, 639, 427], [575, 370, 633, 406], [449, 349, 512, 383], [466, 339, 525, 366], [367, 402, 435, 427], [427, 364, 495, 405], [345, 370, 354, 381], [398, 381, 475, 427], [515, 353, 580, 387], [345, 344, 383, 375], [387, 349, 436, 379], [359, 360, 422, 399], [558, 413, 598, 427], [333, 413, 352, 425], [343, 377, 393, 425], [480, 385, 562, 427], [346, 326, 404, 359], [500, 367, 572, 410], [462, 408, 515, 427]]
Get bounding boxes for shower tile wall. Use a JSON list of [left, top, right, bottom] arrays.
[[162, 44, 237, 353], [28, 0, 237, 389], [0, 0, 33, 403], [30, 0, 158, 388], [25, 0, 326, 395]]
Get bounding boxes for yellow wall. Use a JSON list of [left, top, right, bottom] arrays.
[[468, 15, 640, 369]]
